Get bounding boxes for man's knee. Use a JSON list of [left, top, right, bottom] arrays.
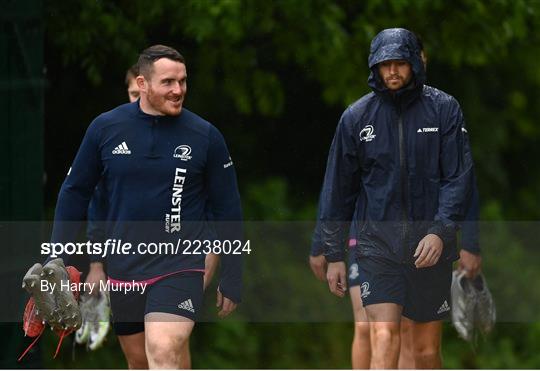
[[354, 321, 370, 339], [413, 341, 440, 360], [146, 333, 189, 366], [145, 314, 194, 367], [371, 322, 400, 344], [411, 320, 442, 362]]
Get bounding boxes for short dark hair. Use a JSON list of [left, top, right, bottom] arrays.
[[125, 63, 139, 86], [137, 45, 185, 79]]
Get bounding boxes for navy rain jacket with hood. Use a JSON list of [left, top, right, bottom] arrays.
[[314, 28, 474, 264]]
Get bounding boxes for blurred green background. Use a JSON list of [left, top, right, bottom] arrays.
[[3, 0, 540, 368]]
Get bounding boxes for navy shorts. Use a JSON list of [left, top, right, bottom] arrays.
[[356, 256, 452, 322], [110, 271, 204, 336]]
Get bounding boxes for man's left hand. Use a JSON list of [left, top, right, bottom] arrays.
[[216, 287, 237, 318], [85, 262, 106, 296], [326, 261, 347, 297], [414, 234, 443, 268], [309, 254, 327, 281], [458, 249, 482, 278], [204, 253, 220, 290]]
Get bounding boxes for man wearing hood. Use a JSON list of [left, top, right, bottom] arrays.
[[314, 28, 474, 368]]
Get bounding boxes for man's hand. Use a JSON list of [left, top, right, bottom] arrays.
[[216, 287, 237, 318], [414, 234, 443, 268], [85, 262, 106, 296], [204, 253, 220, 290], [326, 261, 347, 297], [309, 254, 327, 281], [458, 249, 482, 278]]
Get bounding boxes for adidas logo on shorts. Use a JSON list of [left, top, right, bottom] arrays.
[[437, 300, 450, 314], [177, 298, 195, 313], [112, 142, 131, 155]]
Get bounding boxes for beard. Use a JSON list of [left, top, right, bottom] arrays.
[[146, 86, 183, 116], [384, 74, 413, 91]]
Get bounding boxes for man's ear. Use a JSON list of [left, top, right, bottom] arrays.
[[136, 75, 146, 92]]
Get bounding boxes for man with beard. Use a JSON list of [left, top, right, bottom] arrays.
[[48, 45, 243, 368], [310, 34, 482, 369], [84, 60, 224, 368], [314, 28, 474, 368]]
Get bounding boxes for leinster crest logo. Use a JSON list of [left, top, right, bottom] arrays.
[[173, 145, 192, 161], [359, 125, 376, 142], [360, 282, 371, 299]]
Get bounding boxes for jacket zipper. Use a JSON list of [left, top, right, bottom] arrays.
[[397, 114, 409, 262]]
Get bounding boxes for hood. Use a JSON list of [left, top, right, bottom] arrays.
[[367, 28, 425, 98]]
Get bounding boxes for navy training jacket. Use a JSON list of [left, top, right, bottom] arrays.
[[50, 102, 243, 302], [314, 29, 475, 264], [310, 178, 481, 257]]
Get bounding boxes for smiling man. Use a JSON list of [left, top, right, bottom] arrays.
[[314, 28, 475, 368], [47, 45, 243, 369], [139, 55, 187, 115]]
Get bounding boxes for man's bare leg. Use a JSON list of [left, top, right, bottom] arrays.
[[145, 313, 195, 369], [398, 317, 415, 369], [350, 286, 371, 369], [365, 303, 402, 369], [179, 338, 191, 369], [117, 332, 149, 369], [411, 320, 443, 369]]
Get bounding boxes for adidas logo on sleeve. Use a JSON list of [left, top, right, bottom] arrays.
[[112, 142, 131, 155]]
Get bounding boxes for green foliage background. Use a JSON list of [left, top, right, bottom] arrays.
[[37, 0, 540, 368]]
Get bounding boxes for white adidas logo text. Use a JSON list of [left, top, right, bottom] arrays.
[[437, 300, 450, 314], [112, 142, 131, 155], [177, 298, 195, 313]]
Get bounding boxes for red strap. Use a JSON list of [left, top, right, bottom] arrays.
[[17, 326, 45, 362], [53, 330, 68, 359]]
